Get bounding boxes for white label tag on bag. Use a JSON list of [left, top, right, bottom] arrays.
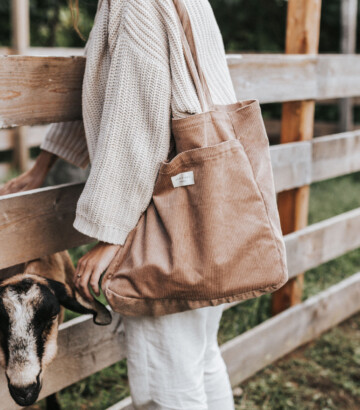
[[171, 170, 195, 188]]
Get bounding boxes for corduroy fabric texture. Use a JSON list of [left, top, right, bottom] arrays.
[[101, 0, 289, 317]]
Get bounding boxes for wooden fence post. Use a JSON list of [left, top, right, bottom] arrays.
[[339, 0, 358, 132], [271, 0, 322, 315], [10, 0, 30, 173]]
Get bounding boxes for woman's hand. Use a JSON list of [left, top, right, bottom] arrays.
[[0, 150, 58, 195], [74, 241, 122, 301]]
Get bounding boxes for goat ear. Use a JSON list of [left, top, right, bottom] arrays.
[[47, 279, 112, 326]]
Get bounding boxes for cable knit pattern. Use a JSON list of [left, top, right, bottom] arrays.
[[40, 0, 237, 245]]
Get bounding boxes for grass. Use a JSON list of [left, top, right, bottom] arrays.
[[3, 168, 360, 409], [233, 311, 360, 410]]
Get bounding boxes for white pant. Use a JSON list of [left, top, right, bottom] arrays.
[[122, 304, 234, 410]]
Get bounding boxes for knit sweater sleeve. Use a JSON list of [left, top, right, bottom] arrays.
[[39, 120, 90, 169], [72, 27, 172, 245]]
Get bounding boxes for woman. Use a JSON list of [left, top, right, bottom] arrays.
[[1, 0, 237, 408]]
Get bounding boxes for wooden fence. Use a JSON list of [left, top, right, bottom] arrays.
[[1, 0, 360, 408]]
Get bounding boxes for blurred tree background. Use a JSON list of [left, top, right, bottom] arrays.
[[0, 0, 359, 53]]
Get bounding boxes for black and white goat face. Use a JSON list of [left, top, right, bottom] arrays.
[[0, 273, 111, 407]]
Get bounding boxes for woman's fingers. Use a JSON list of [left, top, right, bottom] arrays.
[[0, 178, 22, 195], [0, 171, 41, 195], [75, 258, 94, 301], [73, 243, 122, 302], [89, 268, 103, 297]]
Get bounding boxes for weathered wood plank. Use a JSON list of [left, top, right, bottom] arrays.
[[2, 187, 360, 280], [285, 208, 360, 278], [312, 130, 360, 181], [2, 131, 360, 268], [0, 182, 94, 269], [2, 54, 360, 128], [270, 140, 312, 192], [227, 54, 360, 103], [222, 271, 360, 386], [0, 312, 126, 409], [106, 272, 360, 409], [270, 130, 360, 188], [0, 118, 357, 152], [264, 118, 360, 138], [0, 55, 85, 128]]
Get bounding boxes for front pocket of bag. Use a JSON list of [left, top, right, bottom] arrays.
[[151, 138, 282, 294]]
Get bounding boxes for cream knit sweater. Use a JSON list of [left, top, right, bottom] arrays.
[[40, 0, 237, 245]]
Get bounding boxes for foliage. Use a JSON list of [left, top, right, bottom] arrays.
[[0, 0, 359, 53]]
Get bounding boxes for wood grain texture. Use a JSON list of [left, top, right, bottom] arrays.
[[272, 0, 322, 314], [285, 208, 360, 278], [1, 131, 360, 268], [265, 118, 360, 138], [312, 130, 360, 181], [270, 140, 312, 192], [222, 272, 360, 386], [0, 182, 94, 269], [2, 55, 360, 128], [0, 55, 85, 128], [285, 0, 322, 54], [1, 171, 360, 284], [0, 118, 358, 152]]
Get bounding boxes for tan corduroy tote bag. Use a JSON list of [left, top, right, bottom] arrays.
[[102, 0, 289, 316]]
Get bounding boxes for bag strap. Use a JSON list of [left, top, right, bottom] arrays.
[[172, 0, 215, 112]]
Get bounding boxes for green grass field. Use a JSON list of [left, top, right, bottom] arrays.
[[7, 170, 360, 409]]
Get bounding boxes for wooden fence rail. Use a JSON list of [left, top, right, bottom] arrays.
[[0, 53, 359, 179], [1, 129, 360, 269], [2, 54, 360, 128]]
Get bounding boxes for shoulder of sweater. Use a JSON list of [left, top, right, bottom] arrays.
[[107, 0, 212, 72], [107, 0, 174, 70]]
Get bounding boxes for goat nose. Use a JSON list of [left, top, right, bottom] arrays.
[[9, 382, 39, 405]]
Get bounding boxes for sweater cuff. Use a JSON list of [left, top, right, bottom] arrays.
[[40, 139, 89, 170], [73, 213, 130, 245]]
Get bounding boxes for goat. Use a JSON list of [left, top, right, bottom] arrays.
[[0, 250, 112, 408]]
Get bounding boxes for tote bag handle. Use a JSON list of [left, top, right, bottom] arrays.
[[172, 0, 215, 112]]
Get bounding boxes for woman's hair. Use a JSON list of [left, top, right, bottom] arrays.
[[69, 0, 86, 41]]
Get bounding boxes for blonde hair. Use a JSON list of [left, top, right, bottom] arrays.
[[69, 0, 86, 41]]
